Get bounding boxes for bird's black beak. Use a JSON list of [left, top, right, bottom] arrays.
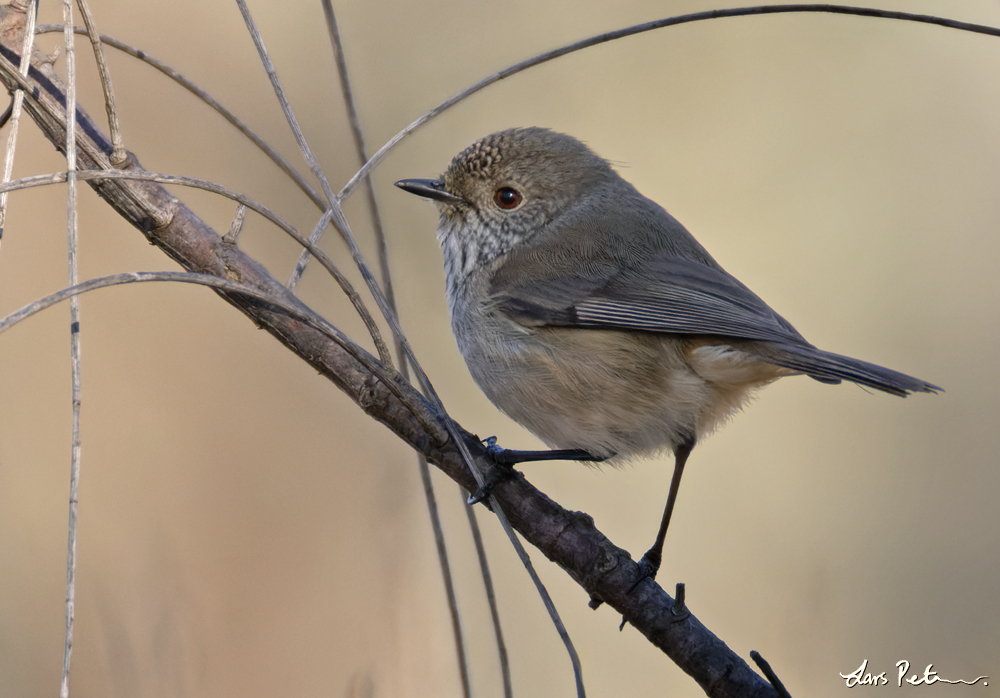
[[394, 178, 464, 205]]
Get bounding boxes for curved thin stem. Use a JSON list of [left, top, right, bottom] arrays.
[[0, 0, 38, 242], [443, 414, 587, 698], [339, 4, 1000, 201], [74, 0, 125, 164], [464, 500, 513, 698], [319, 1, 394, 306], [0, 271, 409, 409], [416, 454, 471, 698], [0, 168, 395, 369], [32, 25, 326, 208], [234, 0, 336, 205], [319, 3, 490, 695]]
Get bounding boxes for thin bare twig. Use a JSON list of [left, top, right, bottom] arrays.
[[0, 165, 396, 369], [227, 4, 414, 377], [0, 272, 293, 333], [463, 501, 513, 698], [234, 4, 422, 399], [0, 169, 291, 221], [230, 4, 409, 374], [0, 0, 37, 242], [318, 1, 393, 304], [339, 4, 1000, 201], [232, 1, 407, 370], [751, 651, 793, 698], [289, 0, 395, 292], [74, 0, 124, 164], [33, 25, 326, 209], [294, 208, 394, 367], [0, 98, 12, 128], [234, 0, 336, 205], [0, 270, 410, 416], [416, 455, 471, 698], [437, 411, 588, 698], [229, 5, 445, 423], [224, 203, 247, 244], [59, 2, 79, 696], [316, 4, 479, 695], [233, 0, 411, 378]]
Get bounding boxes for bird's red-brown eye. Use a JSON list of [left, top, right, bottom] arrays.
[[494, 187, 522, 209]]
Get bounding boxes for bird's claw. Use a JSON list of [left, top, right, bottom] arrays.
[[467, 478, 499, 505], [482, 435, 504, 457]]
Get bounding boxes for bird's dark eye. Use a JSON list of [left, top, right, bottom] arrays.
[[493, 187, 522, 210]]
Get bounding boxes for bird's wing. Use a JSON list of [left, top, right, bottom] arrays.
[[490, 250, 942, 395], [491, 252, 810, 346]]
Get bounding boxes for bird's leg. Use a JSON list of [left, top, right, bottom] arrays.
[[467, 436, 606, 504], [631, 437, 695, 589]]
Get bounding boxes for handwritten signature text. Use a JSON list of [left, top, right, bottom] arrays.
[[840, 659, 988, 687]]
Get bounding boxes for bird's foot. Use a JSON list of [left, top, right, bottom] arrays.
[[484, 436, 605, 465], [467, 437, 518, 504], [468, 436, 605, 504], [482, 435, 506, 460]]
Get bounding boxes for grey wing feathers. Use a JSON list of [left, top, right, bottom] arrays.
[[495, 255, 809, 344], [493, 254, 941, 396], [573, 258, 809, 344]]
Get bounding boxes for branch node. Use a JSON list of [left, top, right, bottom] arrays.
[[671, 581, 688, 620], [149, 205, 174, 231], [358, 374, 381, 409], [110, 151, 129, 168], [223, 203, 246, 244]]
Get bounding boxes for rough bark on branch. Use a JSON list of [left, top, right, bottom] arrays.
[[0, 5, 779, 696]]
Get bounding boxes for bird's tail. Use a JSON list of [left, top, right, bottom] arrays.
[[759, 343, 942, 397]]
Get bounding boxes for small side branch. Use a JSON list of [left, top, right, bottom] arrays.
[[751, 651, 793, 698]]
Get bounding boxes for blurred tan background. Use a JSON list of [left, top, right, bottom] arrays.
[[1, 0, 998, 696]]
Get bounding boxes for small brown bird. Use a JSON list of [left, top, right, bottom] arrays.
[[397, 127, 939, 583]]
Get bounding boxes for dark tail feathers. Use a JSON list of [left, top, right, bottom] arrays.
[[760, 343, 942, 397]]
